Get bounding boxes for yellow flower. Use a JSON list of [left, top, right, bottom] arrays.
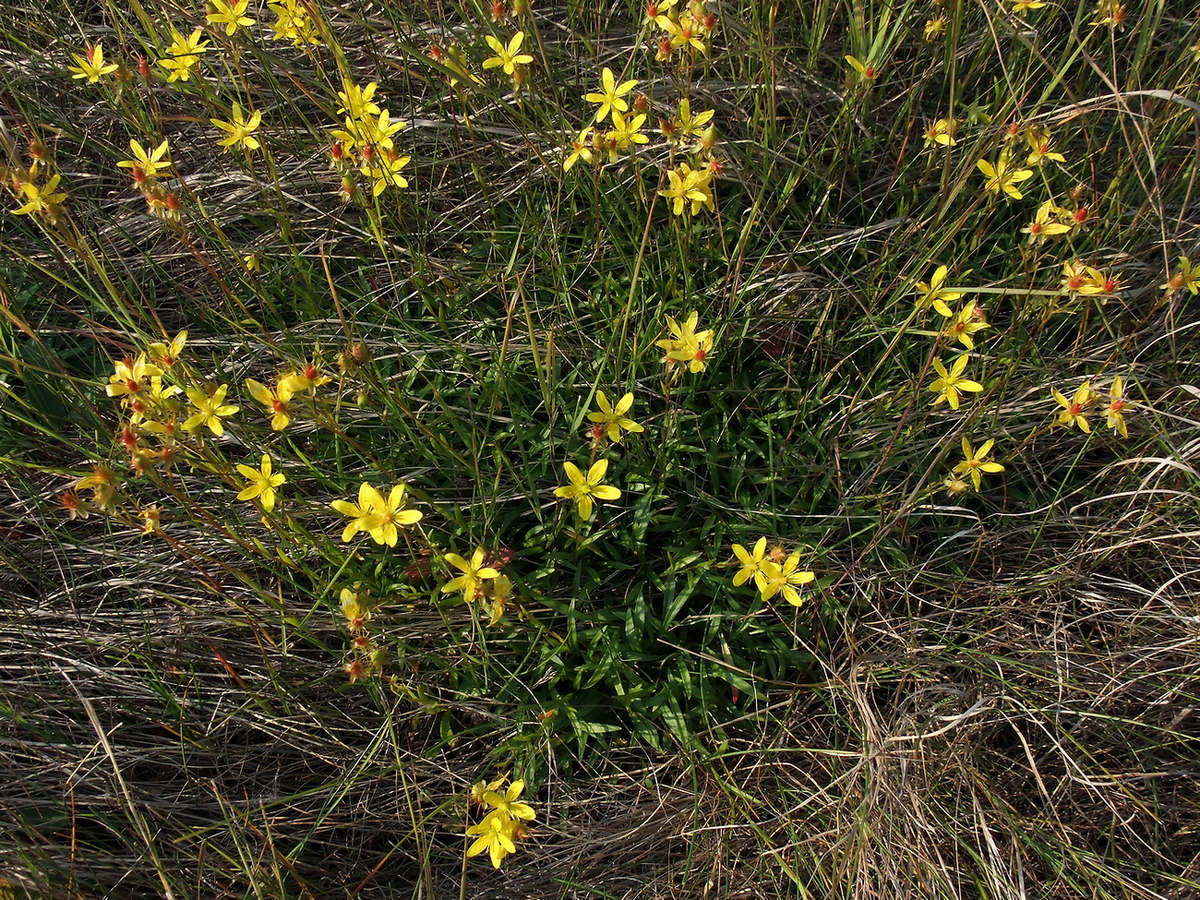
[[364, 150, 412, 196], [336, 80, 381, 121], [977, 154, 1033, 200], [656, 310, 714, 372], [182, 383, 239, 435], [923, 117, 958, 148], [1011, 0, 1046, 11], [483, 31, 532, 76], [953, 438, 1004, 491], [279, 363, 331, 395], [481, 779, 537, 822], [845, 54, 878, 80], [482, 573, 513, 626], [1159, 256, 1200, 296], [563, 127, 595, 172], [211, 103, 263, 152], [236, 454, 286, 511], [554, 459, 621, 520], [942, 303, 989, 351], [587, 391, 644, 442], [159, 27, 209, 83], [470, 774, 508, 807], [1105, 376, 1130, 438], [672, 99, 715, 144], [331, 482, 381, 542], [206, 0, 255, 35], [914, 264, 962, 317], [355, 109, 407, 150], [928, 355, 983, 410], [77, 464, 121, 511], [340, 586, 370, 630], [106, 353, 163, 399], [148, 330, 187, 368], [1025, 127, 1066, 167], [117, 139, 171, 180], [662, 15, 708, 55], [140, 505, 163, 535], [466, 811, 522, 869], [268, 0, 322, 45], [584, 67, 638, 123], [129, 375, 181, 424], [1022, 200, 1072, 243], [658, 163, 713, 216], [68, 44, 119, 82], [731, 537, 768, 587], [1061, 260, 1111, 297], [923, 16, 946, 41], [245, 378, 295, 430], [1051, 381, 1096, 433], [364, 483, 423, 546], [943, 473, 971, 497], [11, 174, 67, 216], [610, 110, 649, 152], [755, 553, 815, 606], [441, 548, 500, 600], [1091, 0, 1127, 28]]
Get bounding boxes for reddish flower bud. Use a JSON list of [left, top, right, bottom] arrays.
[[137, 55, 151, 79]]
